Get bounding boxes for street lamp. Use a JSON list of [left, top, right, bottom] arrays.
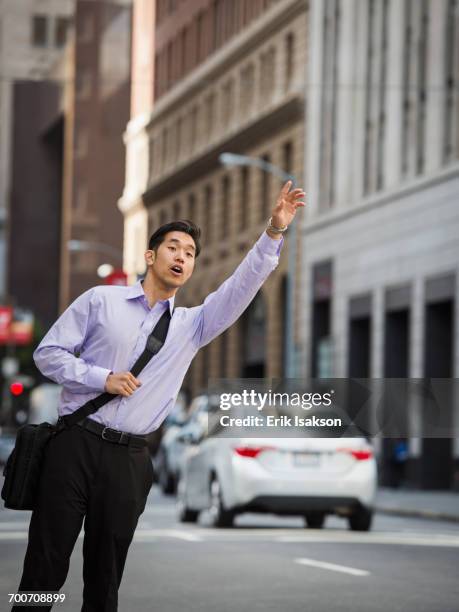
[[97, 264, 115, 279], [219, 152, 298, 378], [67, 240, 124, 262]]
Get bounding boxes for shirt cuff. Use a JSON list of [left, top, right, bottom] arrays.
[[257, 231, 284, 257], [86, 366, 112, 392]]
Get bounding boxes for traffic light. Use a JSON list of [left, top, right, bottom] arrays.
[[4, 375, 34, 426], [10, 381, 24, 396]]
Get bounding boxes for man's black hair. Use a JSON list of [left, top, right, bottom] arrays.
[[148, 220, 201, 257]]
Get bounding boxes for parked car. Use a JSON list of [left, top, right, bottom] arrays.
[[153, 397, 189, 493], [28, 383, 62, 424], [176, 416, 377, 530], [0, 430, 16, 467], [154, 393, 219, 495]]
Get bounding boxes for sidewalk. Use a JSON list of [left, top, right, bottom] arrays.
[[375, 488, 459, 523]]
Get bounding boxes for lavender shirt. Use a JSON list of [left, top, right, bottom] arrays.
[[34, 231, 283, 434]]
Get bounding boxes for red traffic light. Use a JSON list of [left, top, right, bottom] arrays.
[[10, 381, 24, 396]]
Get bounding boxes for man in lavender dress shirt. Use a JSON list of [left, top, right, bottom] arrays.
[[13, 181, 305, 611]]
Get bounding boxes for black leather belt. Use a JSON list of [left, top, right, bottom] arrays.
[[70, 417, 149, 448]]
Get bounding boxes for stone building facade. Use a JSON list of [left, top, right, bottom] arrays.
[[302, 0, 459, 490], [121, 0, 308, 398]]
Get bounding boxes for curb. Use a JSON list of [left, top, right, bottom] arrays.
[[375, 506, 459, 524]]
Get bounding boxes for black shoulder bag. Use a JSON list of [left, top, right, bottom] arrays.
[[1, 308, 172, 511]]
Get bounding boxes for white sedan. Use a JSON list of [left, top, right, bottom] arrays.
[[177, 432, 377, 530]]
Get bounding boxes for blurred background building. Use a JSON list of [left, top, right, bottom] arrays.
[[4, 0, 131, 331], [60, 0, 132, 308], [0, 0, 74, 300], [301, 0, 459, 489], [0, 0, 131, 428], [120, 0, 307, 398]]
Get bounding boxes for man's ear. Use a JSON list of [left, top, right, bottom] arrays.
[[145, 249, 156, 266]]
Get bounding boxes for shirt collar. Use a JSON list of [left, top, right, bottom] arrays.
[[126, 279, 175, 314]]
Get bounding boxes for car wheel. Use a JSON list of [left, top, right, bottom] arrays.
[[209, 476, 235, 528], [157, 451, 176, 495], [348, 506, 373, 531], [159, 469, 176, 495], [176, 477, 199, 523], [304, 512, 326, 529]]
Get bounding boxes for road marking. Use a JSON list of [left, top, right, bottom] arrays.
[[0, 528, 203, 542], [133, 529, 202, 542], [295, 557, 370, 577], [0, 531, 29, 539], [278, 534, 459, 547]]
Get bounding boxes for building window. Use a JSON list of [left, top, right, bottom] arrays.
[[377, 0, 389, 189], [171, 122, 178, 164], [154, 53, 160, 99], [213, 0, 226, 50], [240, 63, 255, 116], [204, 184, 213, 241], [260, 47, 276, 104], [55, 16, 70, 47], [32, 15, 48, 47], [260, 155, 271, 220], [78, 13, 94, 43], [363, 0, 389, 194], [221, 175, 231, 239], [166, 41, 173, 89], [149, 138, 156, 179], [226, 0, 237, 39], [416, 0, 428, 175], [196, 11, 205, 62], [176, 116, 183, 162], [221, 78, 235, 127], [76, 71, 92, 100], [161, 127, 169, 171], [204, 93, 215, 141], [285, 32, 295, 90], [188, 193, 196, 222], [401, 0, 430, 178], [75, 184, 88, 212], [160, 209, 167, 226], [283, 141, 293, 176], [75, 128, 89, 159], [180, 27, 187, 77], [172, 200, 180, 221], [319, 0, 340, 209], [190, 105, 199, 152], [240, 166, 249, 230], [444, 0, 458, 163]]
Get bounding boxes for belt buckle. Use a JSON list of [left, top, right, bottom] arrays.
[[102, 426, 113, 441]]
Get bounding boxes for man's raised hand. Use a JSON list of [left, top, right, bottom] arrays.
[[271, 180, 306, 229]]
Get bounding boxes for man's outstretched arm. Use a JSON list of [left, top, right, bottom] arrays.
[[191, 181, 305, 348], [33, 289, 112, 393]]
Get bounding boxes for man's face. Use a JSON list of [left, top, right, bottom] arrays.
[[145, 231, 196, 289]]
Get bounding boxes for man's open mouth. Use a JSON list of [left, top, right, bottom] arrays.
[[170, 265, 183, 276]]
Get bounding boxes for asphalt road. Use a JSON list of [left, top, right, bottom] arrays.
[[1, 485, 458, 612]]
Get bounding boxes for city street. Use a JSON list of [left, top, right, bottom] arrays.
[[1, 485, 458, 612]]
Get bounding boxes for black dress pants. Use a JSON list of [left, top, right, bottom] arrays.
[[12, 423, 154, 612]]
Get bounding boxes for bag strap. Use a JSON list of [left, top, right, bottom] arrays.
[[61, 307, 172, 428]]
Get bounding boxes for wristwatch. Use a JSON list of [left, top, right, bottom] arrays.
[[267, 217, 288, 234]]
